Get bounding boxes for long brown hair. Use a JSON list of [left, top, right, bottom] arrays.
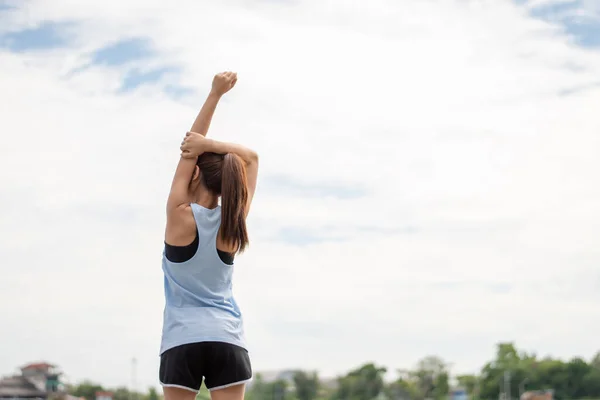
[[196, 152, 249, 252]]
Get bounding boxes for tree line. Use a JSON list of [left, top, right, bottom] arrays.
[[68, 342, 600, 400], [68, 383, 159, 400], [243, 343, 600, 400]]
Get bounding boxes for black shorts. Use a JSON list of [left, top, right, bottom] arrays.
[[159, 342, 252, 392]]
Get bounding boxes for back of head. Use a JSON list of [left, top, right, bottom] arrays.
[[197, 152, 249, 252]]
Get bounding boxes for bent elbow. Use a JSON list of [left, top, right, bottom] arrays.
[[248, 150, 259, 164]]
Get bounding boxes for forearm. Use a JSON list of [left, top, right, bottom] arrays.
[[205, 138, 258, 165], [189, 92, 221, 136]]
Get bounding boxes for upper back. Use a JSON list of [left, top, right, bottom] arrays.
[[162, 204, 236, 308]]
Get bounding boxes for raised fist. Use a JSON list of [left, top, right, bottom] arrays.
[[211, 71, 237, 96]]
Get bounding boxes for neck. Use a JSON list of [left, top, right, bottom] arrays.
[[191, 186, 219, 209]]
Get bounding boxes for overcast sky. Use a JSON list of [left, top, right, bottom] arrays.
[[1, 0, 599, 391]]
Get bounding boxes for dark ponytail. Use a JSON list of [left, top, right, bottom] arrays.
[[220, 153, 249, 252]]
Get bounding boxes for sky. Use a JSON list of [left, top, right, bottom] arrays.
[[1, 0, 600, 391]]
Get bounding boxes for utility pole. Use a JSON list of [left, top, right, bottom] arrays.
[[519, 378, 529, 398], [504, 371, 511, 400]]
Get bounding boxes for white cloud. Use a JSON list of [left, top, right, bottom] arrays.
[[1, 0, 599, 390]]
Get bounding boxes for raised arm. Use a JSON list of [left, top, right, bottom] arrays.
[[181, 133, 259, 217], [189, 72, 237, 137], [166, 72, 238, 213]]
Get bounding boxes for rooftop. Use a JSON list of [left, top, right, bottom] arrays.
[[21, 363, 56, 371]]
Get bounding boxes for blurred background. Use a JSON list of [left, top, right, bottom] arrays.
[[0, 0, 599, 399]]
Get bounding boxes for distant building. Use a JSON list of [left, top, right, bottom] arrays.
[[0, 375, 47, 400], [20, 363, 62, 394], [0, 362, 64, 400], [521, 390, 554, 400]]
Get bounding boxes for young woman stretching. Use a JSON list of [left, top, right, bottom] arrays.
[[160, 71, 259, 400]]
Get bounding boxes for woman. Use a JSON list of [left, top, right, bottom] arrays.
[[160, 71, 259, 400]]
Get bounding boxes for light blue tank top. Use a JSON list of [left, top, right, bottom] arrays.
[[160, 203, 246, 355]]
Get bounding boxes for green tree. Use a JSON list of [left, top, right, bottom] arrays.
[[581, 367, 600, 399], [410, 356, 449, 400], [479, 342, 525, 400], [147, 388, 159, 400], [386, 371, 419, 400], [563, 357, 591, 399], [476, 343, 600, 400], [591, 352, 600, 370], [432, 371, 449, 400], [456, 375, 478, 396], [245, 374, 271, 400], [259, 379, 289, 400], [70, 381, 105, 400], [333, 363, 387, 400], [293, 371, 319, 400], [112, 386, 130, 400]]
